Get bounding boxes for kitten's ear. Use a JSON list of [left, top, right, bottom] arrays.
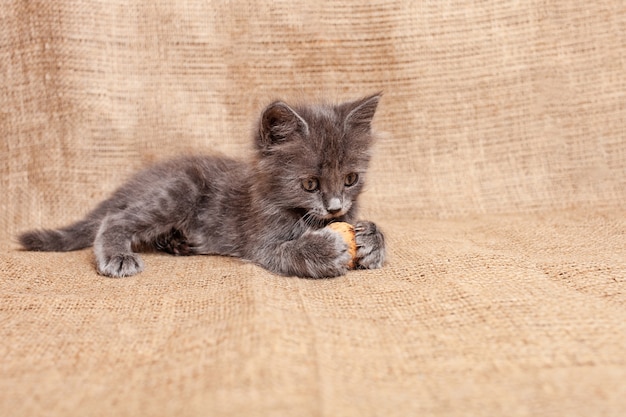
[[259, 101, 309, 147], [343, 93, 381, 134]]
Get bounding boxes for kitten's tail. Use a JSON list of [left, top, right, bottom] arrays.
[[19, 217, 101, 252]]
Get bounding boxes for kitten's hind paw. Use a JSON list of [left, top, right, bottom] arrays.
[[97, 253, 144, 278], [155, 229, 196, 256]]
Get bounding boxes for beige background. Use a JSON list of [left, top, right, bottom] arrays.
[[1, 1, 625, 416]]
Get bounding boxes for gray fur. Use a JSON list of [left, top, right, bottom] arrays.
[[18, 94, 386, 278]]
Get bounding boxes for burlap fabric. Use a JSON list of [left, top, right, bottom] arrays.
[[1, 1, 625, 416]]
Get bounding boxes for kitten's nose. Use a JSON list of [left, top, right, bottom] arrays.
[[327, 197, 342, 214]]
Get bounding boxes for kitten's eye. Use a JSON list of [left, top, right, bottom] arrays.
[[301, 177, 319, 192], [344, 173, 359, 187]]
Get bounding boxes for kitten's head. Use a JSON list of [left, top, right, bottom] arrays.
[[254, 93, 381, 222]]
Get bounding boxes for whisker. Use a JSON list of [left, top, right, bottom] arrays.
[[293, 209, 324, 238]]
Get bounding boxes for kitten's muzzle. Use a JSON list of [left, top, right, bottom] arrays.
[[326, 197, 342, 215]]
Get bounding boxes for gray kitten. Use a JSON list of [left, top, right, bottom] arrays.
[[19, 94, 386, 278]]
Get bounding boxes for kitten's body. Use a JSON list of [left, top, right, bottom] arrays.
[[19, 94, 386, 278]]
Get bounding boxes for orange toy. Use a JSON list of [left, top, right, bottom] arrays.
[[327, 222, 357, 269]]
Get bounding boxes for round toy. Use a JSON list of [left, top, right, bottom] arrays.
[[327, 222, 357, 269]]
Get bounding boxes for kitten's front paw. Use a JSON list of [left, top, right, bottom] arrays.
[[354, 221, 386, 270], [301, 228, 352, 278], [97, 253, 144, 278]]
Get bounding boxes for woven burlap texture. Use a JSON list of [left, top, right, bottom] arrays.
[[1, 1, 625, 416]]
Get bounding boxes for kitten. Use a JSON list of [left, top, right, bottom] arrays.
[[18, 94, 386, 278]]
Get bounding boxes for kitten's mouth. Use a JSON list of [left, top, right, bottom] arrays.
[[322, 211, 345, 220], [294, 208, 345, 224]]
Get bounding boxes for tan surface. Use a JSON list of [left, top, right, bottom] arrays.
[[1, 1, 626, 416]]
